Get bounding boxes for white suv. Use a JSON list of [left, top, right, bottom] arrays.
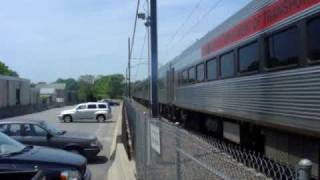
[[58, 102, 112, 122]]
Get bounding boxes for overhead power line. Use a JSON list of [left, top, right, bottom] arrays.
[[142, 0, 148, 12], [129, 0, 150, 82], [165, 0, 205, 48], [133, 29, 148, 81], [130, 0, 141, 59], [166, 0, 224, 53], [139, 30, 148, 60]]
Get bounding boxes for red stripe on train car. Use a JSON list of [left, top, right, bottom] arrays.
[[201, 0, 320, 58]]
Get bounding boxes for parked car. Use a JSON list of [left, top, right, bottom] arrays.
[[99, 99, 120, 106], [0, 170, 45, 180], [0, 120, 103, 158], [0, 131, 91, 180], [58, 102, 112, 122]]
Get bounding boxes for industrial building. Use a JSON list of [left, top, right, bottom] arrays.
[[0, 75, 31, 108], [0, 75, 40, 118], [36, 83, 77, 106]]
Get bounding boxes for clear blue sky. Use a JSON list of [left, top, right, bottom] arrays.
[[0, 0, 250, 83]]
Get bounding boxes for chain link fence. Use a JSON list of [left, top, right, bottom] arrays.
[[124, 98, 313, 180]]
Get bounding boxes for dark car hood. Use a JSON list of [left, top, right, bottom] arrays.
[[59, 131, 96, 141], [6, 146, 86, 168]]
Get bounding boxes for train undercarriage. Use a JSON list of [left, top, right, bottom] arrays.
[[133, 97, 320, 178]]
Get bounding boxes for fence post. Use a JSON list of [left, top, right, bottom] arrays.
[[176, 125, 181, 180], [297, 159, 312, 180], [145, 112, 151, 166], [143, 112, 149, 179]]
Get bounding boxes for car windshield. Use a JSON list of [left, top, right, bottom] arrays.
[[40, 122, 63, 135], [75, 104, 86, 110], [0, 132, 25, 156]]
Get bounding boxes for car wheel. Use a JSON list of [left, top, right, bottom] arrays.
[[97, 115, 106, 122], [63, 115, 72, 123]]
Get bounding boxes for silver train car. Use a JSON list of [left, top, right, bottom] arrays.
[[133, 0, 320, 177]]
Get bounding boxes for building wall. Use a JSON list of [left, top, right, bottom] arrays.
[[0, 75, 33, 108], [30, 88, 39, 105], [20, 81, 31, 105], [8, 80, 19, 106], [0, 80, 7, 108]]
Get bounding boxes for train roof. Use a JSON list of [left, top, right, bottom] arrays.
[[159, 0, 273, 71]]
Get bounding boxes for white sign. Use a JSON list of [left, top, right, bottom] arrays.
[[150, 124, 161, 154], [56, 98, 64, 103]]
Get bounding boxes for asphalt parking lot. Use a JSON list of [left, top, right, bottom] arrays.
[[1, 104, 121, 180]]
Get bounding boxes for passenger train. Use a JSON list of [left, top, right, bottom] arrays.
[[133, 0, 320, 177]]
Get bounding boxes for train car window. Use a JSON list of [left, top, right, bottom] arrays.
[[307, 17, 320, 61], [239, 42, 259, 73], [182, 70, 188, 84], [188, 67, 196, 83], [266, 27, 299, 68], [196, 63, 204, 82], [220, 52, 235, 78], [206, 59, 217, 80]]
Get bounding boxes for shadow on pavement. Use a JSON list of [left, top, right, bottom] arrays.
[[88, 156, 108, 164], [64, 120, 115, 124]]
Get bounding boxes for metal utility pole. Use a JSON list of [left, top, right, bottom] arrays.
[[145, 0, 151, 114], [128, 37, 131, 98], [150, 0, 159, 117], [125, 68, 127, 96]]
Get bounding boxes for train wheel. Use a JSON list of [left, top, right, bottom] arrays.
[[180, 110, 187, 127]]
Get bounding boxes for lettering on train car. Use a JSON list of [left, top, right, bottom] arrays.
[[202, 0, 320, 57]]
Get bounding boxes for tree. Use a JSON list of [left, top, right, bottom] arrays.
[[93, 76, 110, 100], [0, 61, 19, 77], [54, 74, 124, 102], [78, 78, 95, 102], [55, 78, 79, 91], [93, 74, 124, 99], [107, 74, 124, 98], [79, 75, 95, 84]]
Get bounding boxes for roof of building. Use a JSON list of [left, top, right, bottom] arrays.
[[36, 83, 66, 90], [40, 88, 55, 95], [0, 74, 30, 82]]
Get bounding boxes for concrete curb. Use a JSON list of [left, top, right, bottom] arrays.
[[108, 104, 123, 160], [107, 103, 136, 180], [107, 144, 136, 180]]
